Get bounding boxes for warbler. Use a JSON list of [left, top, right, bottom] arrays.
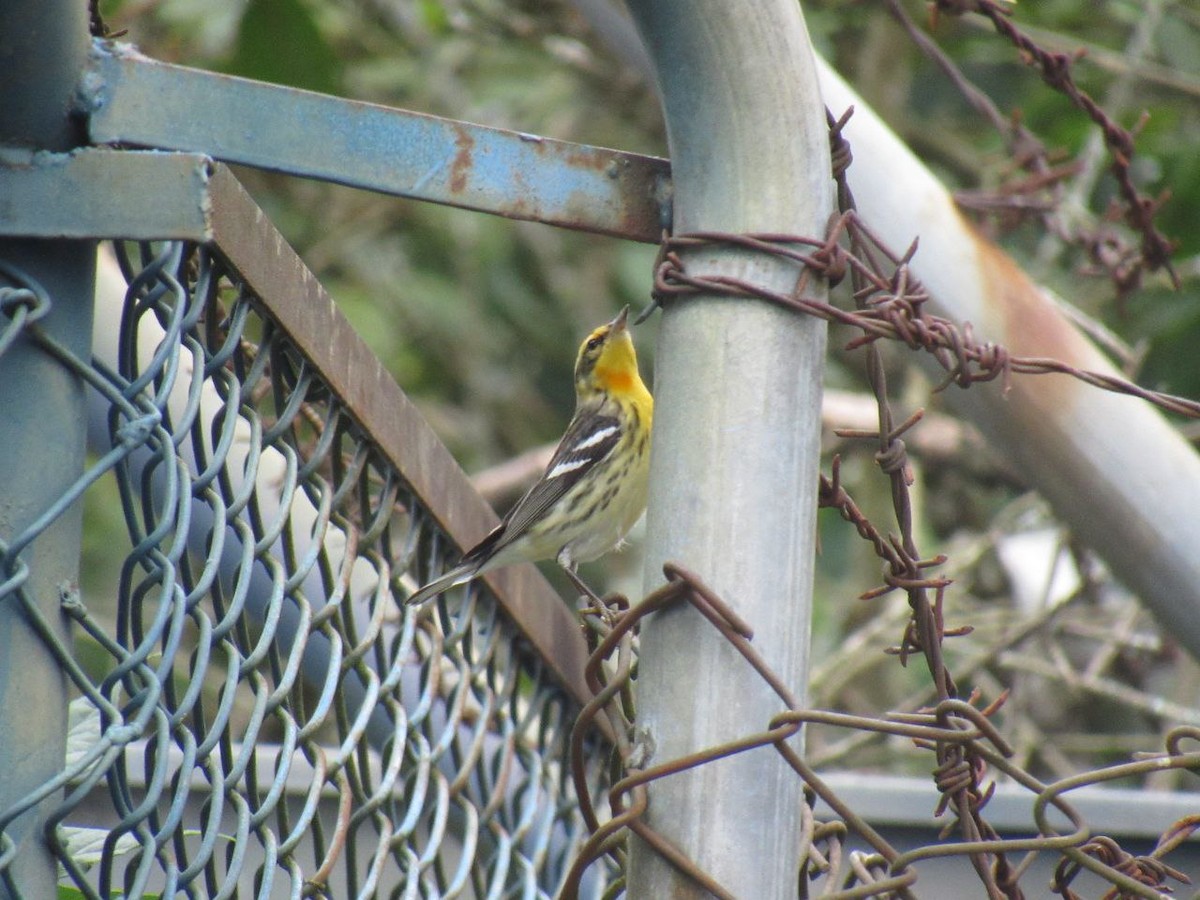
[[406, 306, 653, 607]]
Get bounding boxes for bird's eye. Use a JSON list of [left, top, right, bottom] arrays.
[[586, 334, 604, 352]]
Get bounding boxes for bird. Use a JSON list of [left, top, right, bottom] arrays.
[[405, 305, 653, 607]]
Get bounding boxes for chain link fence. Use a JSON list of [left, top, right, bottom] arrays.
[[0, 217, 614, 897]]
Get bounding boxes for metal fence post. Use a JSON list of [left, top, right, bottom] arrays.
[[624, 0, 832, 895], [0, 1, 96, 897]]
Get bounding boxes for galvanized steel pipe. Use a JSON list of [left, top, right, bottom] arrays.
[[0, 1, 96, 896], [625, 1, 833, 895]]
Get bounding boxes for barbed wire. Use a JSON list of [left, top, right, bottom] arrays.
[[891, 0, 1179, 297], [565, 104, 1200, 897], [565, 565, 1200, 898], [645, 217, 1200, 421]]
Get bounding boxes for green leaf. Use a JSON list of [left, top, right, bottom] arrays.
[[416, 0, 451, 34], [58, 885, 160, 900], [224, 0, 342, 94]]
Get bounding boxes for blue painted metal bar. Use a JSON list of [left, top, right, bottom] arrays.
[[83, 42, 671, 243], [0, 150, 215, 240], [0, 1, 95, 897]]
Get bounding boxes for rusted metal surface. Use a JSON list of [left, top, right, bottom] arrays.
[[205, 164, 596, 711], [567, 561, 1200, 898], [84, 42, 672, 242]]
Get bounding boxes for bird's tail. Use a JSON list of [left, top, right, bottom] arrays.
[[404, 561, 481, 608]]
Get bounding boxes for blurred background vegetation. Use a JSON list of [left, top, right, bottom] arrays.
[[89, 0, 1200, 780]]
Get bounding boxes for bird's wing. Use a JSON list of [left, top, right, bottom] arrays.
[[405, 560, 478, 607], [463, 409, 623, 565]]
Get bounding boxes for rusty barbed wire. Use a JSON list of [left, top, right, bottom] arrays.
[[646, 219, 1200, 421], [563, 103, 1200, 896], [893, 0, 1179, 297], [834, 104, 1006, 894], [563, 563, 1200, 897], [883, 0, 1073, 211]]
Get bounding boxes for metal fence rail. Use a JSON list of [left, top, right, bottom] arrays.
[[0, 163, 612, 897]]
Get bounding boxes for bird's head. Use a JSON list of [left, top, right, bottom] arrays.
[[573, 306, 645, 403]]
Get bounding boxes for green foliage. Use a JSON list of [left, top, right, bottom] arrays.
[[58, 887, 158, 900], [224, 0, 342, 93]]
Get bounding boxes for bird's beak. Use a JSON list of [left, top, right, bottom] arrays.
[[611, 305, 630, 333]]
